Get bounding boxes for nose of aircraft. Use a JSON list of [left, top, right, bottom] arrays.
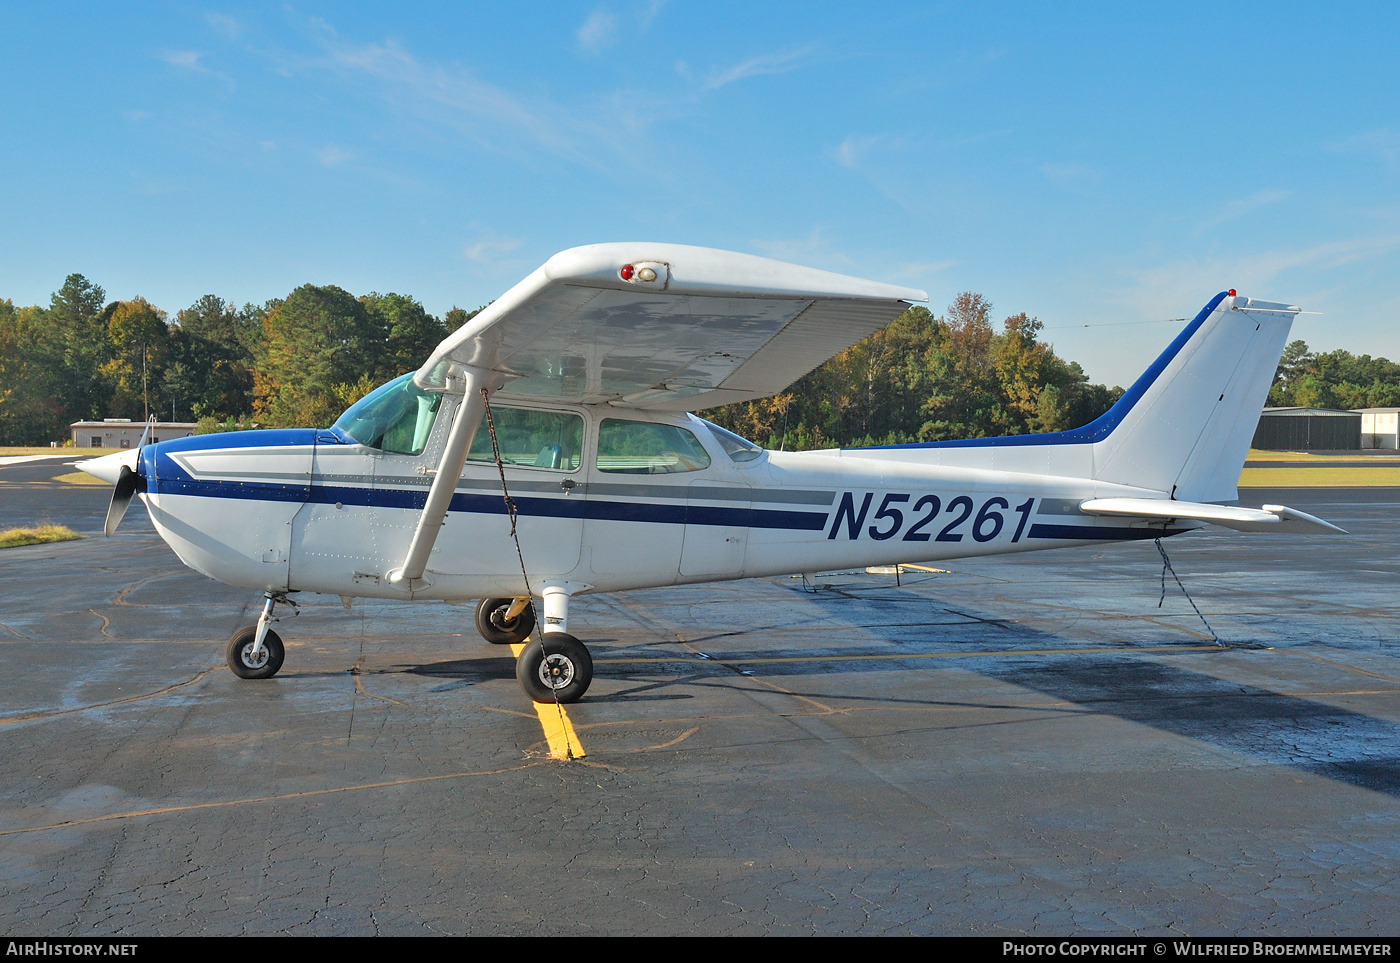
[[77, 448, 148, 537], [76, 448, 142, 485]]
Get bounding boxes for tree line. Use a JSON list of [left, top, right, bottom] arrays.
[[0, 273, 481, 445], [1267, 339, 1400, 410], [35, 274, 1362, 450], [701, 292, 1123, 449]]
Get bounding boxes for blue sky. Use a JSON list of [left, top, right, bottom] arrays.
[[2, 2, 1398, 386]]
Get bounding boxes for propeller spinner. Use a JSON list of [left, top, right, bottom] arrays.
[[77, 417, 154, 537]]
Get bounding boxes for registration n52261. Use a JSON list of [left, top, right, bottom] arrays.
[[827, 493, 1036, 543]]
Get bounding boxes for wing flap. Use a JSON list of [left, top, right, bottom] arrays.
[[1079, 497, 1346, 534]]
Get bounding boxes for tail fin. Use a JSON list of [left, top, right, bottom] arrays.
[[1089, 293, 1297, 502], [840, 291, 1298, 505]]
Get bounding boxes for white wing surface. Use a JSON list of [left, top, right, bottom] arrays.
[[415, 243, 927, 411]]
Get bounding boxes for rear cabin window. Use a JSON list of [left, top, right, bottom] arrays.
[[467, 407, 583, 471], [596, 419, 712, 474]]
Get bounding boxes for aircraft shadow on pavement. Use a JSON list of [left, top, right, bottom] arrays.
[[399, 656, 518, 684], [989, 655, 1400, 798], [794, 581, 1400, 800]]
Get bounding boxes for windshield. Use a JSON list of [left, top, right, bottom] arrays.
[[333, 374, 443, 456], [700, 419, 764, 462]]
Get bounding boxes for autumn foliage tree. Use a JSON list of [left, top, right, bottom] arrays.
[[703, 292, 1124, 450]]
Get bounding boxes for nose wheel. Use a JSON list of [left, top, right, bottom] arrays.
[[516, 632, 593, 704], [227, 625, 285, 679], [227, 591, 293, 679]]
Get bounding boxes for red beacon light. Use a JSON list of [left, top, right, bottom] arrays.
[[620, 264, 635, 281], [1228, 289, 1237, 297]]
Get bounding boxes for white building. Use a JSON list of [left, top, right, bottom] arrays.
[[1354, 408, 1400, 449], [70, 419, 199, 449]]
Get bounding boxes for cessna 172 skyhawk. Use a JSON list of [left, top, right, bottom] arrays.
[[78, 242, 1342, 704]]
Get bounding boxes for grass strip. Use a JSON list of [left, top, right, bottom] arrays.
[[0, 524, 85, 548], [1240, 466, 1400, 487]]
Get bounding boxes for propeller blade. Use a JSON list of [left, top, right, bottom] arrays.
[[103, 464, 144, 537], [135, 415, 155, 450]]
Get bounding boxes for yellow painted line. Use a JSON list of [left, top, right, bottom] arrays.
[[899, 563, 951, 573], [510, 641, 586, 760]]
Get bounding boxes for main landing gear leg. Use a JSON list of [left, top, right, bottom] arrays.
[[227, 592, 290, 680], [516, 582, 592, 704]]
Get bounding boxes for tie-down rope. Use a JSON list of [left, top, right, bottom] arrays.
[[1154, 537, 1223, 646], [480, 389, 578, 758]]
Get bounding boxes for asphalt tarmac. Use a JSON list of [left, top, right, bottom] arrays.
[[2, 455, 1398, 936]]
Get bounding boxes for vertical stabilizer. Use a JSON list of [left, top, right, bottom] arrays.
[[1090, 294, 1297, 503]]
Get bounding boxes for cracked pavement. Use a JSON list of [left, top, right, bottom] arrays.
[[1, 460, 1398, 935]]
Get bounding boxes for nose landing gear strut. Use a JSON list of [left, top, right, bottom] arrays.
[[227, 592, 296, 680]]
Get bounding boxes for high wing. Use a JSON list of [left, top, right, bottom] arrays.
[[415, 242, 928, 411], [1079, 498, 1346, 534]]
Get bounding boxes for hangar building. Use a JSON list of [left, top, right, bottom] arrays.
[[71, 419, 199, 449], [1251, 407, 1361, 451]]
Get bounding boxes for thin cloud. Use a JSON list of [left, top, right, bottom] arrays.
[[205, 12, 242, 39], [298, 26, 622, 166], [464, 235, 525, 263], [317, 145, 354, 167], [577, 9, 617, 54], [1040, 162, 1098, 187], [703, 46, 816, 91], [750, 229, 855, 269], [160, 50, 204, 69], [156, 49, 234, 88], [835, 135, 881, 170], [1328, 128, 1400, 168], [1119, 235, 1400, 316], [897, 259, 956, 277], [1198, 189, 1293, 231], [640, 0, 667, 28]]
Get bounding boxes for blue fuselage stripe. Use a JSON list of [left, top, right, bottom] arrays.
[[148, 476, 830, 531], [148, 476, 1176, 541]]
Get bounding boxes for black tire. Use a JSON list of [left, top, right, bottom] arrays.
[[475, 597, 536, 645], [516, 632, 592, 704], [227, 625, 285, 680]]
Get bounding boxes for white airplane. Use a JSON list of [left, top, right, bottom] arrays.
[[79, 242, 1343, 704]]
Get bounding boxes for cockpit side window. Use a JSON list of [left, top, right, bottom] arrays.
[[596, 419, 712, 474], [466, 407, 583, 471], [333, 374, 443, 456], [699, 419, 764, 462]]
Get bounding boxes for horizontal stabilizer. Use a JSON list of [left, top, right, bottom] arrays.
[[1079, 498, 1346, 534]]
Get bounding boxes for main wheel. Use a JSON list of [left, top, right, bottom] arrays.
[[516, 632, 593, 704], [475, 597, 536, 645], [227, 625, 285, 680]]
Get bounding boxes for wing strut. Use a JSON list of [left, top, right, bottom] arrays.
[[387, 365, 495, 588]]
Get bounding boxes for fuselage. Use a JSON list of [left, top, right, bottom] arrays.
[[131, 393, 1186, 602]]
